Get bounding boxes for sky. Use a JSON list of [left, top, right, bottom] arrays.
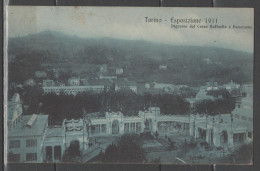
[[6, 6, 254, 53]]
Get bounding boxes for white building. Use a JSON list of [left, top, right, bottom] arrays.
[[99, 64, 108, 73], [42, 126, 65, 162], [84, 107, 189, 136], [42, 85, 105, 95], [43, 80, 55, 87], [68, 77, 80, 86], [114, 80, 137, 93], [35, 71, 47, 78], [159, 65, 167, 70], [206, 82, 219, 91], [116, 68, 123, 75], [195, 87, 214, 101], [24, 79, 36, 87], [7, 94, 49, 162], [224, 80, 240, 91]]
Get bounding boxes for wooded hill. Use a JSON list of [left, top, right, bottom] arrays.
[[8, 31, 253, 86]]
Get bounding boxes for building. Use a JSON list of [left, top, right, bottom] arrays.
[[114, 79, 137, 93], [35, 71, 47, 78], [68, 77, 80, 86], [42, 118, 88, 162], [43, 80, 55, 87], [88, 79, 113, 91], [7, 94, 49, 162], [195, 87, 214, 101], [206, 81, 219, 91], [24, 79, 36, 87], [42, 126, 65, 162], [224, 80, 240, 91], [99, 64, 108, 73], [8, 93, 23, 128], [231, 84, 253, 144], [42, 85, 105, 95], [97, 73, 117, 80], [83, 107, 189, 136], [149, 82, 175, 92], [159, 65, 167, 70], [116, 68, 123, 75]]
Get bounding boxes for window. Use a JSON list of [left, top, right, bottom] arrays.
[[124, 123, 129, 133], [248, 132, 252, 138], [9, 140, 20, 149], [26, 153, 37, 161], [130, 123, 135, 132], [26, 139, 37, 147], [242, 116, 247, 121], [101, 124, 106, 133], [136, 122, 141, 132], [8, 153, 20, 162]]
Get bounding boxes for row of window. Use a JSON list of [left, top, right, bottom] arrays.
[[234, 114, 253, 122], [8, 153, 37, 162], [124, 122, 141, 132], [9, 139, 37, 149]]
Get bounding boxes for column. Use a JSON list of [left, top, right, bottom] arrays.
[[52, 146, 54, 162], [141, 121, 145, 133], [228, 130, 234, 147], [206, 129, 210, 144], [134, 122, 136, 133], [195, 126, 199, 138]]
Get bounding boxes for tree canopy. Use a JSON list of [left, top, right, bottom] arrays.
[[102, 134, 145, 163], [19, 88, 190, 125], [194, 90, 235, 115]]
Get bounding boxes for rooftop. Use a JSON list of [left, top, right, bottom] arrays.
[[114, 79, 136, 86], [8, 114, 48, 138], [88, 79, 113, 86]]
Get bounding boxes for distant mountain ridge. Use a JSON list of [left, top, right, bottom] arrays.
[[8, 31, 253, 85]]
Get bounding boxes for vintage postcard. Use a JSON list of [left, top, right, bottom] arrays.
[[4, 7, 253, 164]]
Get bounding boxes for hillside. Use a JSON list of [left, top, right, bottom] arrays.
[[8, 31, 253, 85]]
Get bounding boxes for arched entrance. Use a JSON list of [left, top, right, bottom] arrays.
[[220, 130, 228, 144], [145, 119, 153, 131], [112, 120, 119, 134]]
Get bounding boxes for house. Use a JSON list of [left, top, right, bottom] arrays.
[[7, 94, 49, 162], [99, 64, 108, 73], [68, 77, 80, 86], [159, 65, 167, 70], [35, 71, 47, 78], [206, 81, 219, 91], [24, 79, 36, 87], [116, 68, 123, 75], [114, 79, 137, 93], [195, 87, 214, 101], [88, 79, 113, 91], [224, 80, 240, 91], [42, 85, 105, 95], [42, 80, 55, 87]]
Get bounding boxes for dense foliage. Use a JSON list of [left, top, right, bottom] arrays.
[[16, 86, 190, 125], [102, 134, 145, 163], [194, 90, 235, 115], [221, 143, 253, 164], [62, 140, 81, 162]]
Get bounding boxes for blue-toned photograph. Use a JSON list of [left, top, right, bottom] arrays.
[[4, 7, 253, 164]]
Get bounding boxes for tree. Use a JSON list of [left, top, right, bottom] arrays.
[[194, 97, 235, 116], [222, 143, 252, 164], [155, 131, 159, 138], [62, 140, 81, 162], [103, 134, 145, 163], [22, 85, 43, 115]]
